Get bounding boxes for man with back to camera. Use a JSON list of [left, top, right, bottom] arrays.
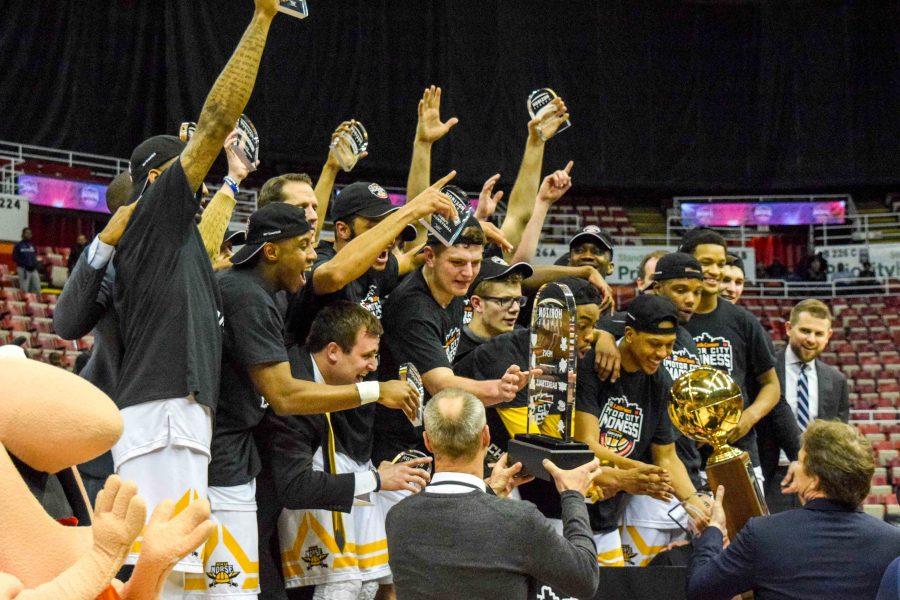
[[107, 2, 299, 595], [676, 228, 780, 475], [253, 302, 435, 600], [575, 294, 710, 566], [688, 420, 900, 600], [386, 388, 601, 600], [720, 253, 746, 304], [186, 203, 419, 597], [12, 227, 41, 294], [590, 252, 708, 564], [756, 299, 849, 513]]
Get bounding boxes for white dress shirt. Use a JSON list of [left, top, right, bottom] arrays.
[[425, 472, 487, 494], [86, 235, 115, 269], [785, 345, 819, 423]]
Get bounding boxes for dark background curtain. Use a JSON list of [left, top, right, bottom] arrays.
[[0, 1, 897, 194]]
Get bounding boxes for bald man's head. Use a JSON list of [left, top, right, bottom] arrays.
[[423, 389, 486, 461]]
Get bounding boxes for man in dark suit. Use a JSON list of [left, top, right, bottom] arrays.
[[757, 299, 850, 512], [689, 420, 900, 600]]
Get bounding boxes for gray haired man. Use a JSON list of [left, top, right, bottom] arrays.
[[385, 388, 601, 600]]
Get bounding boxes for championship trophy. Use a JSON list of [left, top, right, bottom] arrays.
[[508, 282, 594, 481], [330, 120, 368, 172], [399, 362, 424, 428], [179, 114, 259, 172], [669, 367, 768, 535], [527, 88, 571, 141], [420, 185, 475, 247], [278, 0, 309, 18]]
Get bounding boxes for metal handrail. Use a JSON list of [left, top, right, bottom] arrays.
[[742, 277, 900, 299]]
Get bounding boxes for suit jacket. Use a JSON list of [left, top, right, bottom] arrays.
[[53, 248, 119, 479], [254, 346, 356, 600], [688, 498, 900, 600], [757, 348, 850, 482]]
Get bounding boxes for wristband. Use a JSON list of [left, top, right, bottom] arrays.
[[223, 176, 239, 195], [356, 381, 380, 405], [372, 469, 381, 492]]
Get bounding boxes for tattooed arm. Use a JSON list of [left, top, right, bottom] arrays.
[[180, 0, 279, 192]]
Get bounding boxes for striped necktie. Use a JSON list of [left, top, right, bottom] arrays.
[[797, 362, 810, 430]]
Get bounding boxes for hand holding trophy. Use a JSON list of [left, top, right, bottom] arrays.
[[527, 88, 571, 141]]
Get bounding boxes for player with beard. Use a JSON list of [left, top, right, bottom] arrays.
[[285, 174, 457, 344], [678, 228, 780, 474], [720, 253, 746, 304], [453, 257, 533, 365], [190, 204, 420, 597], [252, 303, 433, 600], [590, 253, 707, 564], [575, 295, 710, 567], [372, 218, 535, 513]]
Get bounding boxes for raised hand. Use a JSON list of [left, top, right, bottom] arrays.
[[475, 173, 503, 220], [327, 120, 368, 170], [378, 379, 421, 422], [405, 171, 459, 221], [479, 220, 514, 254], [537, 161, 573, 205], [378, 456, 433, 493], [224, 130, 254, 183], [416, 86, 459, 144], [91, 475, 146, 564], [528, 97, 569, 142]]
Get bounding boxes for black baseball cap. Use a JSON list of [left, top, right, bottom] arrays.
[[231, 203, 311, 266], [568, 225, 614, 256], [555, 276, 604, 307], [333, 182, 416, 242], [625, 294, 679, 334], [653, 252, 703, 282], [727, 253, 745, 274], [129, 135, 186, 190], [223, 229, 247, 246], [469, 256, 534, 296]]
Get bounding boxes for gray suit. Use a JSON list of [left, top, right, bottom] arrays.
[[53, 245, 120, 497], [758, 347, 849, 511]]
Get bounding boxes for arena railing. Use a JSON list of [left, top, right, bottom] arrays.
[[742, 277, 900, 299]]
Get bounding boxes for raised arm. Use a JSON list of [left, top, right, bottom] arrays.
[[313, 172, 458, 295], [500, 97, 569, 249], [510, 161, 572, 263], [421, 365, 532, 407], [197, 131, 248, 260], [180, 0, 278, 192], [313, 121, 367, 241]]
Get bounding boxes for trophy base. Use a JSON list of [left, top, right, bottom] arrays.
[[508, 434, 594, 482], [706, 450, 768, 536]]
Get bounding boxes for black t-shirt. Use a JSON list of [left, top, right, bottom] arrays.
[[209, 267, 289, 487], [578, 350, 679, 531], [372, 268, 464, 464], [286, 241, 401, 346], [597, 312, 703, 485], [113, 160, 222, 410], [683, 299, 775, 464]]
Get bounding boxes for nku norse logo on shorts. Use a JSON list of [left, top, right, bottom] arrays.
[[302, 545, 329, 569], [206, 561, 240, 587], [598, 396, 643, 457]]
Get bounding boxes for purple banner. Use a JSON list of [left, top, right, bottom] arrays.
[[17, 174, 109, 214], [681, 200, 845, 227]]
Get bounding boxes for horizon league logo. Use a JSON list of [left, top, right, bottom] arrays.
[[598, 396, 643, 457], [359, 284, 384, 318], [693, 332, 734, 374], [444, 327, 461, 362], [665, 346, 701, 381]]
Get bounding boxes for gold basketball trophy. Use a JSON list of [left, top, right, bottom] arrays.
[[669, 367, 768, 536]]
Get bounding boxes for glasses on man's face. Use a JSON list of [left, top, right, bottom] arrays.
[[480, 295, 528, 310]]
